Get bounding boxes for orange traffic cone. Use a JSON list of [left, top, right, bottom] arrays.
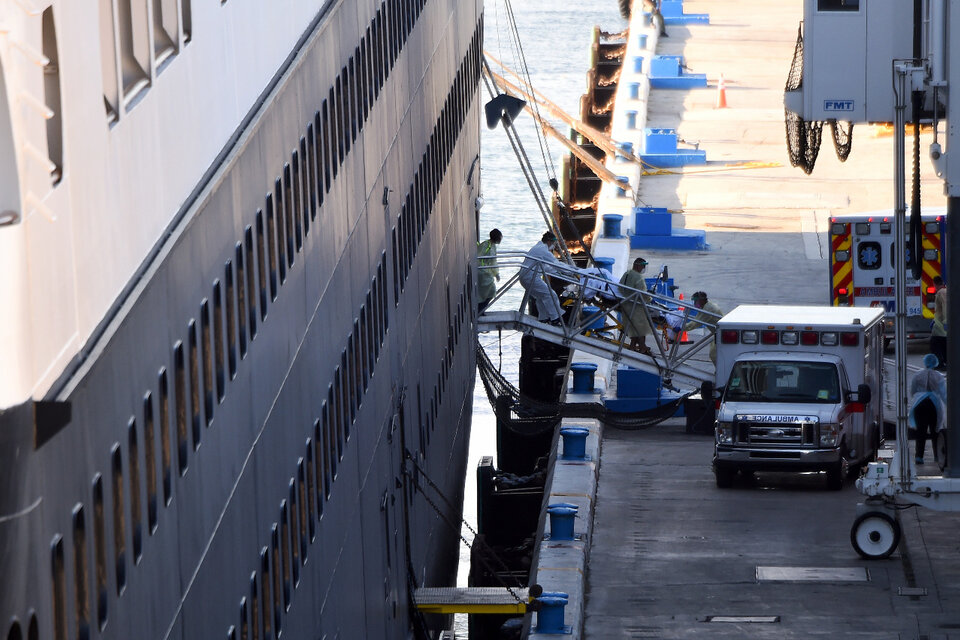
[[716, 74, 728, 109], [677, 293, 690, 343]]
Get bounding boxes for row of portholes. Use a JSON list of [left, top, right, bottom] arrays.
[[46, 0, 436, 634], [418, 276, 473, 456], [221, 29, 488, 638], [392, 25, 483, 305]]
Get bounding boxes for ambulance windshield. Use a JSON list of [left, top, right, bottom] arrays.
[[724, 361, 840, 404]]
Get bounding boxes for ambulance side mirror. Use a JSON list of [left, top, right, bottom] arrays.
[[846, 383, 871, 404]]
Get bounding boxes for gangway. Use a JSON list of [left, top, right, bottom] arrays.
[[477, 252, 718, 388]]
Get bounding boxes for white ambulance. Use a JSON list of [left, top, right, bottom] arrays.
[[711, 306, 884, 490], [828, 210, 947, 342]]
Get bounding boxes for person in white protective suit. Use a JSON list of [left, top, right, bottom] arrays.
[[909, 353, 947, 465], [519, 231, 564, 326]]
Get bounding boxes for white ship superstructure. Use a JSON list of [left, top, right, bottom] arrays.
[[0, 0, 482, 637]]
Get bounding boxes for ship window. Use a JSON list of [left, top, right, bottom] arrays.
[[255, 212, 268, 320], [312, 424, 326, 510], [228, 626, 236, 640], [111, 444, 127, 595], [117, 0, 150, 107], [358, 41, 369, 120], [284, 161, 300, 257], [346, 337, 356, 420], [312, 113, 326, 204], [348, 55, 358, 140], [324, 389, 337, 484], [224, 263, 238, 380], [153, 0, 178, 68], [381, 492, 391, 569], [340, 351, 352, 433], [372, 12, 383, 95], [180, 0, 192, 43], [173, 342, 188, 475], [72, 504, 92, 640], [249, 573, 260, 640], [42, 8, 64, 184], [288, 480, 302, 580], [323, 96, 335, 183], [98, 0, 120, 121], [200, 300, 214, 418], [298, 138, 311, 233], [818, 0, 859, 10], [239, 596, 249, 640], [235, 244, 248, 358], [187, 319, 202, 447], [142, 392, 158, 533], [158, 368, 173, 505], [275, 177, 289, 278], [264, 196, 278, 300], [270, 525, 282, 632], [127, 419, 142, 564], [380, 253, 390, 333], [360, 307, 371, 384], [244, 227, 258, 337], [391, 227, 399, 305], [92, 476, 107, 630], [333, 77, 344, 161], [297, 459, 310, 555], [51, 535, 67, 640], [305, 439, 319, 533], [295, 150, 306, 244], [259, 548, 272, 640], [303, 131, 316, 221], [279, 502, 292, 608], [213, 281, 226, 401]]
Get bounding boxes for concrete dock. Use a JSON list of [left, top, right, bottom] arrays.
[[581, 0, 960, 638]]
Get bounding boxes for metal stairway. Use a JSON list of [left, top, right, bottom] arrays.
[[476, 253, 718, 388]]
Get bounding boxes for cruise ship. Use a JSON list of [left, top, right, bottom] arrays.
[[0, 1, 481, 638]]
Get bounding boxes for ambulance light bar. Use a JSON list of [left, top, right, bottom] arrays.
[[830, 222, 846, 235], [720, 330, 859, 347]]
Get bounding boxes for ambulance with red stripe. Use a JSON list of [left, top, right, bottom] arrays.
[[828, 209, 947, 343]]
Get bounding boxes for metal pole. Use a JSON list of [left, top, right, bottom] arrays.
[[945, 0, 960, 477], [893, 63, 911, 484]]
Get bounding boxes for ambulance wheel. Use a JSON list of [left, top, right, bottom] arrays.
[[850, 511, 900, 560], [826, 463, 844, 491], [715, 466, 736, 488]]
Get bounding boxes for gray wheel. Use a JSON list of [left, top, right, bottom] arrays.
[[850, 511, 900, 559], [715, 466, 735, 488]]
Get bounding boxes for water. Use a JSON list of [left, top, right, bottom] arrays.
[[455, 1, 626, 636]]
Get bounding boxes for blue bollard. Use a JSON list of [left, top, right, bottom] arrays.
[[535, 595, 569, 633], [570, 362, 597, 393], [616, 176, 630, 198], [602, 214, 623, 238], [626, 110, 638, 129], [594, 256, 615, 273], [633, 56, 644, 74], [547, 504, 578, 540], [582, 305, 603, 331], [629, 82, 641, 100], [638, 33, 648, 48], [560, 427, 589, 459]]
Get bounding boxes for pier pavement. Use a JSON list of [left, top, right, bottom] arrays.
[[583, 0, 960, 637]]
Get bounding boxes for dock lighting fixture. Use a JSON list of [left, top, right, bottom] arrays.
[[484, 94, 526, 129]]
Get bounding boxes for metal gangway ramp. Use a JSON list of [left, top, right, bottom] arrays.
[[476, 253, 718, 388]]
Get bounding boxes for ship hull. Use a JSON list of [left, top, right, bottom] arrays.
[[0, 0, 482, 638]]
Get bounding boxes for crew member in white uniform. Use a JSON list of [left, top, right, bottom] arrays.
[[519, 231, 564, 325]]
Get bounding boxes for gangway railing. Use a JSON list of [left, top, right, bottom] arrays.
[[477, 252, 718, 387]]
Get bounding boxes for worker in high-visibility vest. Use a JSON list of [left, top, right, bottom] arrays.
[[477, 228, 502, 312]]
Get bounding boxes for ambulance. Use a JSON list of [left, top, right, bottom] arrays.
[[828, 210, 947, 342], [711, 306, 884, 490]]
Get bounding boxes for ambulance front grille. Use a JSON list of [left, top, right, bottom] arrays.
[[736, 420, 818, 446]]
